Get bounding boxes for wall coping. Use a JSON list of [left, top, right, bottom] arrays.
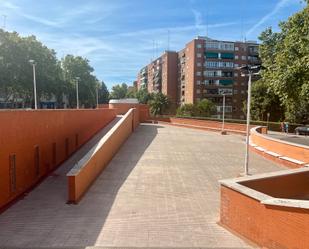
[[109, 98, 139, 104], [220, 167, 309, 209], [0, 108, 116, 112], [251, 126, 309, 150], [67, 109, 133, 176]]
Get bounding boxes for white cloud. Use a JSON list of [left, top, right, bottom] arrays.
[[191, 9, 203, 29], [246, 0, 294, 37]]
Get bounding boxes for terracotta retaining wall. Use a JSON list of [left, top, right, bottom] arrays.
[[154, 117, 254, 134], [100, 103, 150, 123], [67, 108, 139, 203], [250, 126, 309, 168], [0, 109, 116, 211], [220, 169, 309, 249]]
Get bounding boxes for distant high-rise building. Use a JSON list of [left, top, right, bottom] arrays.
[[136, 37, 260, 119]]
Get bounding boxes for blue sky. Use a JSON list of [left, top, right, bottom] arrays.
[[1, 0, 306, 89]]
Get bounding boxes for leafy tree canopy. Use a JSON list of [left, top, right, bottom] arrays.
[[257, 1, 309, 122], [109, 83, 128, 99]]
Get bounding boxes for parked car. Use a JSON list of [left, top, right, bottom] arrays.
[[295, 125, 309, 135]]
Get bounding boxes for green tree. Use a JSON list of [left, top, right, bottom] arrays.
[[136, 88, 152, 104], [0, 29, 63, 107], [258, 1, 309, 122], [109, 83, 128, 99], [148, 92, 170, 116], [61, 55, 98, 108], [176, 104, 197, 117], [126, 86, 137, 98], [176, 99, 215, 117], [250, 80, 284, 121], [196, 99, 216, 117], [98, 81, 109, 104]]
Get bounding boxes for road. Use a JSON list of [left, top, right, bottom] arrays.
[[267, 131, 309, 147]]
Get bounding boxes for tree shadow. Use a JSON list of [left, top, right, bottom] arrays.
[[0, 123, 163, 247]]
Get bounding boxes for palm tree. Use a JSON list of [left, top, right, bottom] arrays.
[[148, 92, 170, 116]]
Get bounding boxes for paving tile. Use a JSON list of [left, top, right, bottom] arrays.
[[0, 123, 282, 248]]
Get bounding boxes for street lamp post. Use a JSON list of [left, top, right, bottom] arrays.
[[29, 60, 38, 110], [244, 72, 252, 175], [96, 85, 99, 109], [267, 113, 270, 130], [239, 65, 262, 175], [75, 77, 80, 109], [221, 94, 226, 134]]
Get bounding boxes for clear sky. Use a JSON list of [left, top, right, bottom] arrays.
[[1, 0, 306, 89]]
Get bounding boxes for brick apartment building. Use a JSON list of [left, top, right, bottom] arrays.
[[136, 36, 259, 119]]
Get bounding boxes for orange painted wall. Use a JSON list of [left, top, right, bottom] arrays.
[[67, 108, 138, 203], [221, 186, 309, 249], [251, 128, 309, 163], [98, 104, 109, 109], [139, 104, 150, 122], [240, 171, 309, 199], [0, 109, 116, 210], [109, 103, 139, 115], [108, 103, 150, 122]]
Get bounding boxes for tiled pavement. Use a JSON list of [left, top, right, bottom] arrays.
[[0, 123, 283, 248]]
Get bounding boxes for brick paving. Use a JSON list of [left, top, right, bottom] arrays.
[[0, 123, 283, 248]]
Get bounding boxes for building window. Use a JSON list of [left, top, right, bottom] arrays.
[[221, 71, 233, 77], [205, 61, 218, 68], [205, 79, 219, 85], [235, 47, 239, 51], [242, 56, 247, 60], [220, 42, 234, 51], [235, 64, 239, 68], [241, 90, 245, 94], [235, 55, 239, 59], [197, 44, 202, 48], [220, 62, 234, 68], [197, 80, 201, 85], [196, 89, 201, 94], [197, 62, 202, 67], [205, 41, 219, 49], [204, 70, 221, 77], [196, 71, 202, 76], [234, 72, 238, 77], [197, 53, 202, 58], [234, 90, 238, 94]]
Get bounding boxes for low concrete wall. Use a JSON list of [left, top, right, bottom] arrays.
[[109, 103, 139, 115], [101, 103, 149, 123], [0, 109, 116, 211], [153, 117, 254, 135], [250, 126, 309, 167], [139, 104, 150, 122], [67, 108, 139, 203], [220, 168, 309, 249]]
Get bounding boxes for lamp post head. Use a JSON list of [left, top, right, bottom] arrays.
[[29, 59, 36, 65], [75, 76, 80, 81], [237, 64, 264, 76]]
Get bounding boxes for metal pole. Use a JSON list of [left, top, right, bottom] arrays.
[[244, 72, 252, 175], [222, 94, 225, 132], [96, 86, 99, 109], [33, 64, 38, 110], [76, 78, 79, 109]]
